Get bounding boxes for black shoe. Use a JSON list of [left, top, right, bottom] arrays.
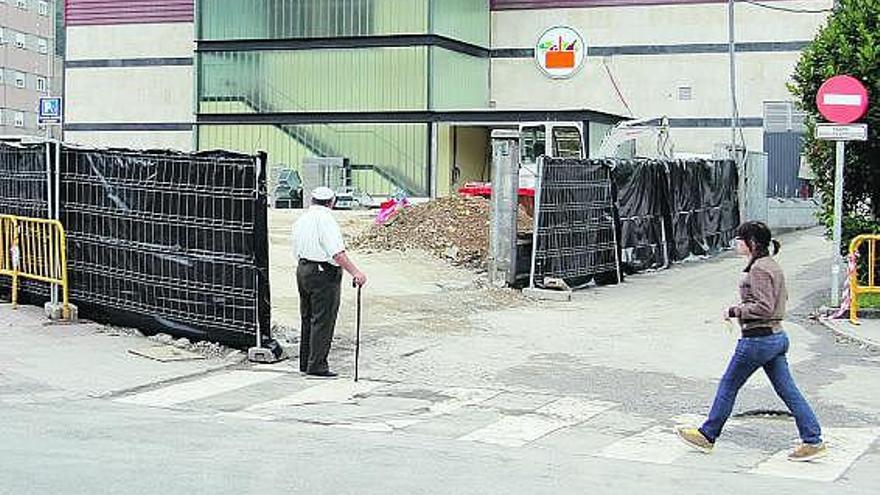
[[306, 370, 338, 378]]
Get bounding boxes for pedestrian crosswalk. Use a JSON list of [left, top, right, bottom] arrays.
[[111, 369, 880, 483], [115, 370, 285, 408], [750, 427, 880, 482], [460, 397, 617, 448]]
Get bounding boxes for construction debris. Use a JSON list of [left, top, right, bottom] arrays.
[[146, 333, 240, 360], [352, 195, 532, 269]]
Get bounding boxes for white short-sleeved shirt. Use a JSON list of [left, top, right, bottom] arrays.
[[292, 205, 346, 265]]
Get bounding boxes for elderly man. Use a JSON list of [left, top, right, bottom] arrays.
[[292, 186, 367, 377]]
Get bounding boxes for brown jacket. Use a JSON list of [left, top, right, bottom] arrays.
[[728, 256, 787, 331]]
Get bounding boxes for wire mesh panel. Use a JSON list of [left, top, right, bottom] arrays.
[[0, 142, 51, 298], [0, 142, 48, 219], [531, 158, 620, 288], [58, 147, 270, 349]]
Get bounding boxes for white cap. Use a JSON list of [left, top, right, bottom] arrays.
[[311, 186, 335, 201]]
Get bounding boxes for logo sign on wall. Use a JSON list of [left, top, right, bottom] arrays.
[[535, 26, 586, 79]]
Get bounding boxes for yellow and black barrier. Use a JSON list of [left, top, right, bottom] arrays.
[[0, 214, 71, 320], [849, 234, 880, 324]]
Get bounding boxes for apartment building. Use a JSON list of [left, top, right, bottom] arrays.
[[1, 0, 61, 137]]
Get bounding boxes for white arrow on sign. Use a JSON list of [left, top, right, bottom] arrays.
[[823, 94, 864, 106]]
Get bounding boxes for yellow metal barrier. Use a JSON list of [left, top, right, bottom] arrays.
[[849, 234, 880, 324], [0, 214, 70, 320]]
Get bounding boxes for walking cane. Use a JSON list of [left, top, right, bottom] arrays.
[[353, 280, 362, 382]]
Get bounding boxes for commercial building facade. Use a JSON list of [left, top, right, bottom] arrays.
[[63, 0, 195, 150], [64, 0, 831, 197]]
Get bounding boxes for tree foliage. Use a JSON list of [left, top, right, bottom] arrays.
[[789, 0, 880, 233]]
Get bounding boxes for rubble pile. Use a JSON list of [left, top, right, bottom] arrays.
[[352, 195, 532, 269], [147, 333, 240, 360]]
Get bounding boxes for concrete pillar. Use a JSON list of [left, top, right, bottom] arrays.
[[488, 130, 520, 287], [742, 152, 769, 222]]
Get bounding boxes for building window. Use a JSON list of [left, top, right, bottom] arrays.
[[14, 111, 25, 128], [38, 38, 48, 54], [0, 70, 4, 85], [14, 71, 25, 88], [39, 0, 48, 16], [17, 0, 27, 10], [677, 86, 693, 101], [0, 27, 5, 45], [36, 76, 46, 93], [14, 33, 26, 49]]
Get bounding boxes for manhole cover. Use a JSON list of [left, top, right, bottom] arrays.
[[733, 409, 793, 420]]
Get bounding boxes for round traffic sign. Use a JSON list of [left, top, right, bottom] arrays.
[[816, 75, 869, 124]]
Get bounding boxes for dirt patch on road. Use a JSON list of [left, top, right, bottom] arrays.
[[351, 196, 532, 269]]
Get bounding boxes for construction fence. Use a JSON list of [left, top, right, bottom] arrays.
[[530, 158, 619, 288], [614, 158, 740, 272], [530, 157, 739, 288], [0, 215, 70, 317], [849, 234, 880, 324], [0, 141, 270, 349]]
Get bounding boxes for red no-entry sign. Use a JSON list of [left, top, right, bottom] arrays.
[[816, 75, 869, 124]]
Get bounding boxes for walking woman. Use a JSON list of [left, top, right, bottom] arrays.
[[677, 221, 826, 461]]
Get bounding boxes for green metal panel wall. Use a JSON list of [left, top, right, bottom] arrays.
[[196, 0, 490, 196], [430, 47, 489, 109], [430, 0, 489, 47], [199, 48, 429, 113], [198, 120, 428, 196], [198, 0, 429, 40], [198, 0, 488, 45]]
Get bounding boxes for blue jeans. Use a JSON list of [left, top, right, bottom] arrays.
[[699, 331, 822, 444]]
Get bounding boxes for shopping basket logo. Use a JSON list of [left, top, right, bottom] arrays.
[[535, 26, 586, 79]]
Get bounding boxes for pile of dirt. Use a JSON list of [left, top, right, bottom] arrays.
[[352, 195, 532, 269]]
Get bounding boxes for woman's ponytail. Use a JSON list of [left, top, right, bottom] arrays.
[[771, 239, 781, 255]]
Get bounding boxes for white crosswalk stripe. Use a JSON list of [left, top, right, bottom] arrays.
[[596, 414, 714, 465], [384, 387, 501, 429], [226, 379, 386, 421], [459, 414, 569, 448], [115, 371, 284, 408], [750, 427, 880, 482], [597, 424, 694, 464], [458, 397, 617, 448]]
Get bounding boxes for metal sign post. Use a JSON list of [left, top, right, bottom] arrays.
[[815, 75, 870, 307], [831, 140, 846, 307]]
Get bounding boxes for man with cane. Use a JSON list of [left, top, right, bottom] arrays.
[[292, 186, 367, 378]]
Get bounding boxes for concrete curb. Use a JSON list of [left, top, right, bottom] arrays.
[[817, 317, 880, 351], [90, 354, 248, 400]]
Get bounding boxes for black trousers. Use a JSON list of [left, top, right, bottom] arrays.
[[296, 260, 342, 374]]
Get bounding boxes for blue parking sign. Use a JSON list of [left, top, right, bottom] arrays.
[[39, 97, 63, 124]]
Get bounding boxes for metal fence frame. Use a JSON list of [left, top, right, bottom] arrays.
[[0, 214, 70, 318], [529, 157, 621, 288], [0, 140, 271, 349], [849, 234, 880, 324]]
